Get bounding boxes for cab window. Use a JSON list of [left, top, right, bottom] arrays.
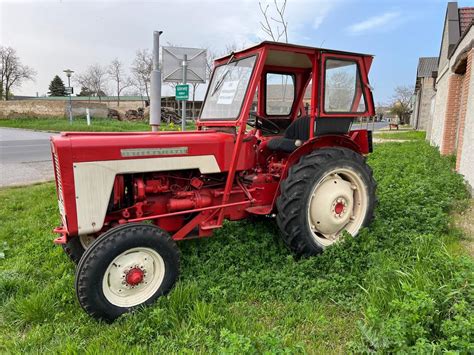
[[266, 73, 295, 115], [324, 59, 366, 113]]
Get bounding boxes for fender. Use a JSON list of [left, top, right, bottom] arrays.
[[270, 133, 366, 211]]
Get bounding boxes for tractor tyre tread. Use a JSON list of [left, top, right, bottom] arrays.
[[62, 237, 85, 264], [276, 147, 376, 258], [75, 223, 180, 322]]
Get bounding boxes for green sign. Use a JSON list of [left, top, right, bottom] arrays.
[[175, 84, 189, 101]]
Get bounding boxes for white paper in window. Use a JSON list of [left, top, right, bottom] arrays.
[[217, 80, 239, 105]]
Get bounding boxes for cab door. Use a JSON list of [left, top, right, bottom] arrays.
[[318, 53, 375, 118]]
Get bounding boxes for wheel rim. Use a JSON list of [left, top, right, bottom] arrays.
[[102, 247, 165, 307], [79, 235, 95, 249], [307, 168, 368, 247]]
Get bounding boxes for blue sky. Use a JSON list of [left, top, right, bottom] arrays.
[[280, 0, 471, 104], [1, 0, 471, 103]]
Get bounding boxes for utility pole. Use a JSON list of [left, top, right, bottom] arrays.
[[150, 30, 163, 132], [181, 54, 187, 131]]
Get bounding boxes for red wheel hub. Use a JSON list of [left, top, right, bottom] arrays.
[[334, 202, 345, 215], [125, 268, 144, 286]]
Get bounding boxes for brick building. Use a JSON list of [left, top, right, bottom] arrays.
[[425, 2, 474, 190], [410, 57, 438, 131]]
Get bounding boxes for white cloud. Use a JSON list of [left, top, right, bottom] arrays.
[[347, 11, 401, 35], [1, 0, 340, 96]]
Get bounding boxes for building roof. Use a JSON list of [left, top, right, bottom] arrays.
[[459, 7, 474, 35], [417, 57, 438, 78]]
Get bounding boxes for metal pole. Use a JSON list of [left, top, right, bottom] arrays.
[[150, 30, 163, 132], [68, 76, 72, 124], [181, 54, 187, 131]]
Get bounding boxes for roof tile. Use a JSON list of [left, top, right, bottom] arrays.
[[417, 57, 438, 78], [459, 7, 474, 35]]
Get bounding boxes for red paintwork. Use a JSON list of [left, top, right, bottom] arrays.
[[126, 268, 144, 286], [334, 202, 344, 215], [51, 41, 375, 244]]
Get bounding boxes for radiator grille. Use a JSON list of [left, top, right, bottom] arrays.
[[53, 152, 64, 202]]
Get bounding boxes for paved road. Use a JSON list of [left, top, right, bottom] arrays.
[[0, 128, 57, 187]]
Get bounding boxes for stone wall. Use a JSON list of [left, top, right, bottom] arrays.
[[0, 100, 66, 118], [430, 66, 449, 147], [417, 77, 436, 131], [0, 100, 109, 119]]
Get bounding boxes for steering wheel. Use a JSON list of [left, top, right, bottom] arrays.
[[247, 112, 280, 135]]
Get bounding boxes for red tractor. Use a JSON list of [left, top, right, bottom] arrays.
[[51, 41, 376, 321]]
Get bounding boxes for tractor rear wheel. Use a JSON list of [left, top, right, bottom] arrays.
[[75, 223, 180, 322], [276, 147, 376, 257], [62, 235, 95, 264]]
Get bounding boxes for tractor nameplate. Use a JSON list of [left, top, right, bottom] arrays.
[[121, 147, 188, 157]]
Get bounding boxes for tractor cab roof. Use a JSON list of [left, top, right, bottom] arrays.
[[215, 41, 374, 65]]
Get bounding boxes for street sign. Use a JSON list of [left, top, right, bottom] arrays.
[[162, 47, 207, 83], [175, 84, 189, 101], [65, 87, 73, 94]]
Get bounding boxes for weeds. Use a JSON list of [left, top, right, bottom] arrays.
[[0, 141, 472, 353]]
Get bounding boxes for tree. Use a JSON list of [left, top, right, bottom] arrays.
[[77, 86, 93, 97], [389, 85, 414, 125], [107, 58, 132, 106], [258, 0, 289, 43], [131, 49, 152, 101], [0, 46, 36, 100], [76, 64, 108, 102], [48, 75, 66, 96]]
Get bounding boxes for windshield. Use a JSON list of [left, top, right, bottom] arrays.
[[200, 55, 257, 120]]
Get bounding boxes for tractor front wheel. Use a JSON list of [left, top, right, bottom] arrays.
[[276, 147, 376, 257], [62, 235, 95, 264], [75, 223, 180, 322]]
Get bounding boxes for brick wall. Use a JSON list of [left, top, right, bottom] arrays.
[[458, 49, 474, 191], [440, 74, 463, 155], [456, 49, 472, 170]]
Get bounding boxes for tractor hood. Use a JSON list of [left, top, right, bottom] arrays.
[[51, 130, 237, 172]]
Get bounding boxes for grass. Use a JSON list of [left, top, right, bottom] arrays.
[[373, 130, 426, 141], [1, 141, 473, 353], [0, 117, 195, 132]]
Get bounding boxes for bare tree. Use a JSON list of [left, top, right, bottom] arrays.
[[76, 64, 108, 102], [131, 72, 147, 107], [389, 85, 414, 124], [107, 58, 132, 107], [131, 49, 152, 101], [259, 0, 289, 43], [0, 46, 36, 100]]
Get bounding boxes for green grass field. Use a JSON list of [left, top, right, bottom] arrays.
[[0, 117, 194, 132], [0, 141, 473, 353]]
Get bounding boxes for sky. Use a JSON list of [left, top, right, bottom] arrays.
[[0, 0, 472, 103]]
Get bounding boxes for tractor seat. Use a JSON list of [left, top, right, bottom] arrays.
[[266, 116, 311, 153]]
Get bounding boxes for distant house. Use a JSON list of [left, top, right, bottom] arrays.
[[419, 2, 474, 190], [410, 57, 438, 130]]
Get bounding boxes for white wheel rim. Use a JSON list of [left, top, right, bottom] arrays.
[[307, 168, 368, 247], [102, 247, 165, 307], [79, 235, 95, 249]]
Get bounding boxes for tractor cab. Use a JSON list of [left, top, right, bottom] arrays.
[[198, 41, 375, 153]]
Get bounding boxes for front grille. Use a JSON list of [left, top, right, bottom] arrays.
[[53, 152, 64, 203]]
